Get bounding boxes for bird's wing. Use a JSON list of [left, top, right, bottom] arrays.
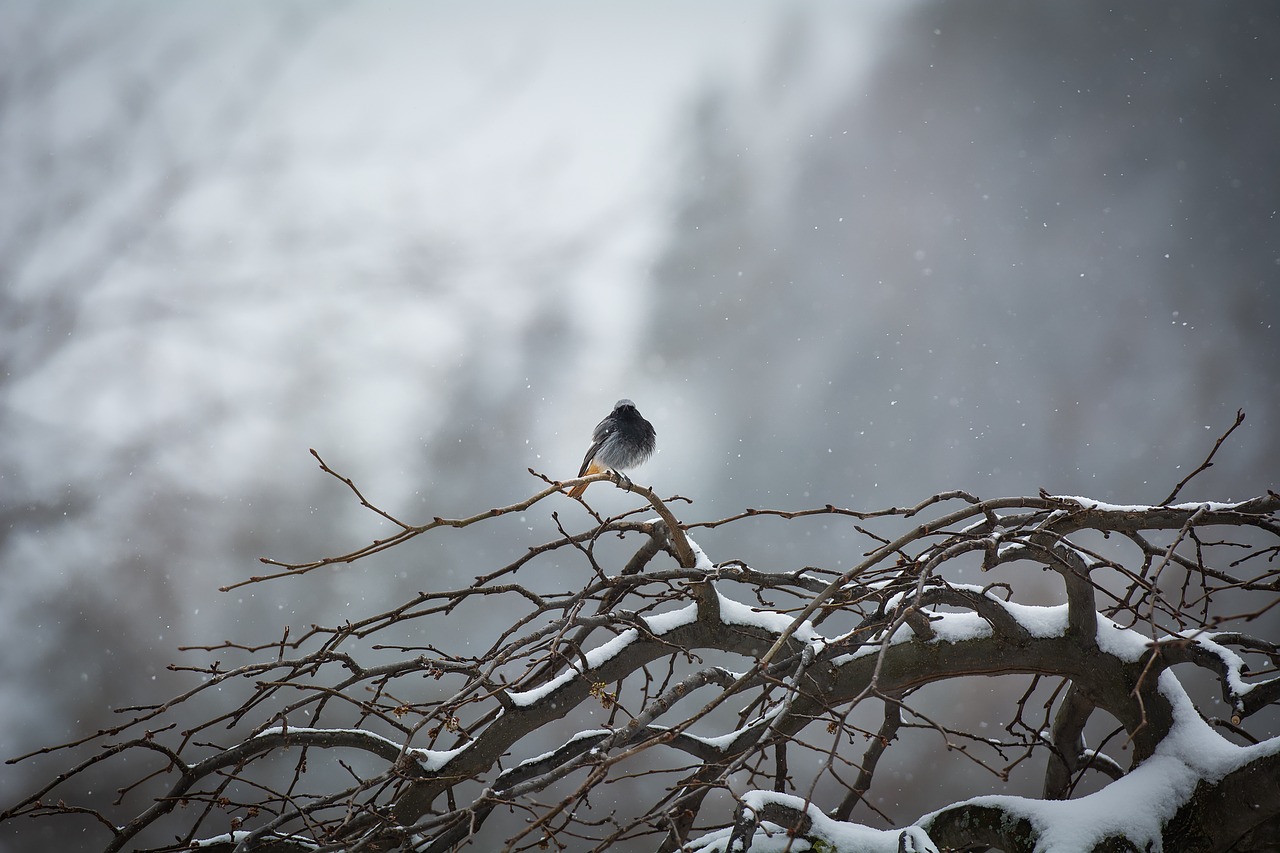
[[578, 438, 607, 477]]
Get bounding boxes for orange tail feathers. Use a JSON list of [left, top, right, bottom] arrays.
[[568, 462, 605, 499]]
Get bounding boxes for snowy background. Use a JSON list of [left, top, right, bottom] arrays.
[[2, 1, 1277, 850]]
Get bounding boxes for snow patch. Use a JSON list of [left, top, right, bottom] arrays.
[[249, 725, 471, 773], [926, 610, 993, 643], [507, 628, 639, 706], [1095, 614, 1153, 662], [686, 792, 938, 853], [1000, 600, 1069, 638], [644, 603, 698, 635], [717, 591, 819, 643], [686, 533, 715, 572]]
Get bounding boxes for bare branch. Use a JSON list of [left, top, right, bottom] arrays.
[[1159, 409, 1246, 506], [7, 464, 1278, 853]]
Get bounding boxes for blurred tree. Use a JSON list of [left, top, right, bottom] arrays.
[[0, 5, 336, 848], [653, 0, 1280, 511]]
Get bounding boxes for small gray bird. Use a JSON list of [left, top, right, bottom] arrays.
[[568, 399, 656, 498]]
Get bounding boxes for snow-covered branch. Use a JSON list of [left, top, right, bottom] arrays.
[[4, 472, 1277, 853]]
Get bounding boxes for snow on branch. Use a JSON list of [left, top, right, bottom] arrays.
[[4, 450, 1278, 853]]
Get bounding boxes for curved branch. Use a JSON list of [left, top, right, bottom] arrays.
[[1043, 682, 1096, 799], [1157, 632, 1280, 723]]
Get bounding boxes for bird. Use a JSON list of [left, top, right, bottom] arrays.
[[568, 399, 656, 499]]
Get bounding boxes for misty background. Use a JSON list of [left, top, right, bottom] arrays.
[[3, 2, 1277, 850]]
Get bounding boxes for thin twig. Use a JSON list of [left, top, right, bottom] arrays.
[[1159, 409, 1245, 506]]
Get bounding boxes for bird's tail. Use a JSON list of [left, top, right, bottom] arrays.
[[568, 461, 605, 499]]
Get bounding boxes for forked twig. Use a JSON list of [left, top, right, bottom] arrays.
[[1160, 409, 1245, 506]]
